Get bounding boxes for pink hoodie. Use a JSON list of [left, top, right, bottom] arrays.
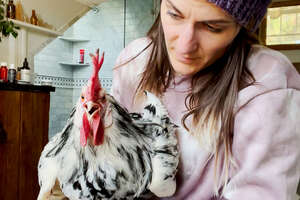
[[111, 37, 300, 200]]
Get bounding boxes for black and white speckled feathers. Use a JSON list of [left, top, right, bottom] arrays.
[[37, 91, 178, 200]]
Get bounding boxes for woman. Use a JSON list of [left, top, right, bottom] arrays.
[[112, 0, 300, 199]]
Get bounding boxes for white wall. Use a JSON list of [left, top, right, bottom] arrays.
[[280, 50, 300, 63], [0, 38, 10, 63], [18, 0, 89, 31], [0, 0, 90, 67]]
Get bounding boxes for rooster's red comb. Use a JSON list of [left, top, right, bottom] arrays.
[[87, 49, 104, 101]]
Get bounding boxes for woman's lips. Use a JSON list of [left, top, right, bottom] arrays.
[[175, 53, 200, 64]]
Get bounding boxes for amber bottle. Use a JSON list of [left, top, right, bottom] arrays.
[[6, 0, 16, 19], [30, 9, 38, 25], [15, 0, 24, 21]]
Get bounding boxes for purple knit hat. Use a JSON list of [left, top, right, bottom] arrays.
[[207, 0, 271, 32]]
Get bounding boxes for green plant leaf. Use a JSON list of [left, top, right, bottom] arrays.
[[0, 0, 19, 42], [11, 30, 17, 38]]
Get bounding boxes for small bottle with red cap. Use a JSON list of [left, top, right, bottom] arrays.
[[79, 49, 85, 64]]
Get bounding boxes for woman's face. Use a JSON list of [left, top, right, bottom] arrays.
[[161, 0, 241, 76]]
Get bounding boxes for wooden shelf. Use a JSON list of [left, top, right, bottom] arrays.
[[58, 37, 90, 42], [59, 62, 90, 67], [9, 19, 62, 36]]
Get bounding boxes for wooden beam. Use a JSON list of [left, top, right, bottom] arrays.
[[270, 0, 300, 8], [267, 44, 300, 50]]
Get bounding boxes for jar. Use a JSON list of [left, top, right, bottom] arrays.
[[8, 64, 17, 83], [0, 62, 8, 82], [20, 69, 31, 82]]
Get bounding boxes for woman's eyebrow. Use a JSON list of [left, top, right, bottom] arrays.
[[202, 19, 235, 25], [166, 0, 183, 15]]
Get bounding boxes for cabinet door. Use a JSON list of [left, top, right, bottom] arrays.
[[0, 91, 21, 199], [19, 91, 50, 199]]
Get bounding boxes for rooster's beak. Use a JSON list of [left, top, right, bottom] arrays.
[[83, 101, 100, 118]]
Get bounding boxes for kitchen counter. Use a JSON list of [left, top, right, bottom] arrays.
[[0, 82, 55, 93], [0, 84, 52, 199]]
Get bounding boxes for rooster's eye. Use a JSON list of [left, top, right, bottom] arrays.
[[81, 96, 85, 102], [100, 96, 106, 102]]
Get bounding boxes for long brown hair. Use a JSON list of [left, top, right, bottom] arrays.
[[135, 11, 259, 195]]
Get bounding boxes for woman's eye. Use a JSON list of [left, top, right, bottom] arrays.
[[205, 23, 223, 33], [167, 11, 181, 20]]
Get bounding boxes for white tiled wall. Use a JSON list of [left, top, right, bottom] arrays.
[[72, 0, 125, 80], [35, 0, 155, 138], [125, 0, 155, 45], [34, 38, 73, 78]]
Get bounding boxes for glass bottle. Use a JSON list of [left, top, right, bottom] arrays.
[[8, 64, 17, 83], [16, 67, 21, 81], [15, 0, 24, 21], [30, 9, 38, 25], [22, 58, 30, 70], [6, 0, 16, 19], [0, 62, 8, 82], [79, 49, 85, 64]]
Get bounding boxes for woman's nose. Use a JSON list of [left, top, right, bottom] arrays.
[[177, 24, 199, 54]]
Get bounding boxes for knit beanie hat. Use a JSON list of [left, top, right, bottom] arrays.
[[207, 0, 272, 32]]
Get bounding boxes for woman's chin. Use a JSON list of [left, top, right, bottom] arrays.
[[172, 63, 204, 76], [171, 59, 206, 76]]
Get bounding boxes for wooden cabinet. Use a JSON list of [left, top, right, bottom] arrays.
[[0, 90, 51, 199]]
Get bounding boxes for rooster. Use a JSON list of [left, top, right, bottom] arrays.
[[37, 49, 179, 200]]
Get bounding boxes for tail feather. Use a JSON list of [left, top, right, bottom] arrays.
[[142, 91, 168, 121], [141, 91, 179, 197]]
